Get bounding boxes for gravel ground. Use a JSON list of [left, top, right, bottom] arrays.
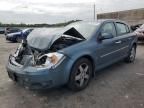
[[0, 34, 144, 108]]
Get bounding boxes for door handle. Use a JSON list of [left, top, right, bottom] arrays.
[[115, 40, 122, 44]]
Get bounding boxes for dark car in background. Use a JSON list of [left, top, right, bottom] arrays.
[[6, 20, 137, 91], [5, 27, 21, 35], [6, 28, 33, 42], [0, 27, 5, 34]]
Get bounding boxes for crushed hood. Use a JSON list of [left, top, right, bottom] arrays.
[[27, 28, 85, 51]]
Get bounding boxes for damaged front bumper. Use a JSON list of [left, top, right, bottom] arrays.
[[6, 55, 73, 89]]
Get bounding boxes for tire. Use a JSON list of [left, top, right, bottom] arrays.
[[68, 58, 93, 91], [125, 45, 136, 63]]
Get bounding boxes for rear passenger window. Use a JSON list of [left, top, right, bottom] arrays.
[[116, 23, 129, 35]]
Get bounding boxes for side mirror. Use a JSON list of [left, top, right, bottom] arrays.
[[99, 32, 113, 40]]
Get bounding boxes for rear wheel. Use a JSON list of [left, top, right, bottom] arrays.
[[125, 45, 136, 63], [68, 58, 92, 91]]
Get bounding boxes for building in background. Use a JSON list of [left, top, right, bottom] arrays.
[[97, 8, 144, 25]]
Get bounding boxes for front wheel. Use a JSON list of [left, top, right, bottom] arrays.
[[125, 45, 136, 63], [68, 58, 93, 91]]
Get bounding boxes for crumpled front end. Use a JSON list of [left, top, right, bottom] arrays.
[[6, 26, 86, 89], [6, 28, 84, 89], [6, 41, 67, 89]]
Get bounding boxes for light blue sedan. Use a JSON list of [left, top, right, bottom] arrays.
[[6, 19, 137, 91]]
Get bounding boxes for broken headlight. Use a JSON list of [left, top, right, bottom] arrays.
[[37, 52, 65, 68]]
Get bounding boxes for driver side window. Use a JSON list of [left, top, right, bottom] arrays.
[[101, 23, 116, 37]]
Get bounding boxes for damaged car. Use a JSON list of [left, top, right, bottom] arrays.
[[6, 20, 137, 91]]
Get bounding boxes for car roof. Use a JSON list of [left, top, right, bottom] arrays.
[[72, 19, 128, 26], [22, 28, 33, 32]]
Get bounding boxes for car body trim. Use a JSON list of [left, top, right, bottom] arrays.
[[100, 45, 129, 58]]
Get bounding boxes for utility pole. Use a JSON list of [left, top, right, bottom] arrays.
[[94, 4, 96, 21]]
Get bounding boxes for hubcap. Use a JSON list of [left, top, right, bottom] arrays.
[[75, 63, 90, 87], [130, 47, 136, 61]]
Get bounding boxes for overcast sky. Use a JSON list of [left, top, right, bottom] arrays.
[[0, 0, 144, 24]]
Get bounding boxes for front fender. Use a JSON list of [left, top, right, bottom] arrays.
[[58, 40, 97, 82]]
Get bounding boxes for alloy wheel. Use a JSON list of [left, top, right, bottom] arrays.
[[75, 63, 90, 87]]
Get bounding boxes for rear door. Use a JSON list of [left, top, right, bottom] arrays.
[[114, 22, 132, 58]]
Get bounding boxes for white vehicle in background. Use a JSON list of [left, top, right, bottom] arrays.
[[135, 24, 144, 41]]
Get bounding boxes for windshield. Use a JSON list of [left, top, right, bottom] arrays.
[[63, 23, 100, 39], [22, 29, 32, 33]]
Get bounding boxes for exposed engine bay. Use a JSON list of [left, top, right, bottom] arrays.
[[13, 33, 84, 66], [50, 35, 83, 51]]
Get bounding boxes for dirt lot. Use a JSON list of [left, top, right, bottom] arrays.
[[0, 34, 144, 108]]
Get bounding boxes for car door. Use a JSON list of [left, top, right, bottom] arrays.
[[96, 22, 120, 69], [114, 22, 131, 58]]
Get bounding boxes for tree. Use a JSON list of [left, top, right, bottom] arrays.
[[0, 20, 82, 27]]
